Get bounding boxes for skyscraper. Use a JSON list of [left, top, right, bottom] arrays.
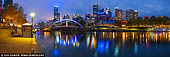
[[62, 14, 70, 19], [73, 13, 83, 22], [115, 7, 123, 20], [104, 8, 112, 19], [54, 6, 60, 21], [134, 10, 138, 19], [85, 14, 91, 21], [115, 7, 118, 17], [85, 14, 92, 26], [126, 9, 134, 20], [117, 9, 123, 20], [126, 9, 138, 20], [3, 0, 13, 8], [98, 8, 107, 20], [93, 4, 99, 19]]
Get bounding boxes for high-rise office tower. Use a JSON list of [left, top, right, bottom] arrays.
[[73, 13, 83, 22], [134, 10, 138, 19], [85, 14, 91, 20], [117, 9, 123, 20], [115, 7, 123, 20], [98, 8, 107, 21], [62, 14, 70, 19], [104, 8, 112, 19], [85, 14, 92, 25], [54, 6, 60, 21], [126, 9, 134, 20], [126, 9, 138, 20], [3, 0, 13, 8], [115, 7, 119, 17], [93, 4, 99, 19]]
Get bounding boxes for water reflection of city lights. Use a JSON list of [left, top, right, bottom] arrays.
[[146, 39, 149, 48], [94, 32, 96, 37], [97, 40, 105, 54], [87, 34, 90, 48], [132, 32, 135, 40], [36, 31, 40, 39], [92, 35, 96, 48], [105, 40, 109, 53], [122, 32, 126, 43], [113, 32, 115, 39], [44, 32, 50, 38], [55, 34, 78, 46], [114, 44, 119, 57], [53, 49, 59, 56], [51, 31, 170, 57], [102, 32, 105, 38], [134, 43, 138, 54]]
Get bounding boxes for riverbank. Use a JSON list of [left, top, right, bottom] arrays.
[[0, 29, 11, 38], [0, 29, 40, 53]]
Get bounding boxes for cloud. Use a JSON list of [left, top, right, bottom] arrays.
[[14, 0, 170, 23]]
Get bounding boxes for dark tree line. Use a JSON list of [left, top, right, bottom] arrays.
[[115, 16, 170, 27], [127, 16, 170, 26]]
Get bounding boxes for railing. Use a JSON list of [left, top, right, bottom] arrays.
[[49, 19, 84, 28]]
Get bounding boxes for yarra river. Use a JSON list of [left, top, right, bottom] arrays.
[[35, 31, 170, 57]]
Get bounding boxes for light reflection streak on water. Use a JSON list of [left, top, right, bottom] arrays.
[[66, 35, 68, 41], [94, 32, 96, 37], [132, 32, 135, 40], [113, 32, 115, 39], [155, 33, 157, 43], [163, 32, 165, 39], [122, 32, 125, 43], [114, 44, 119, 57], [92, 35, 96, 49], [105, 40, 109, 53], [50, 34, 53, 39], [44, 32, 47, 38], [36, 31, 40, 39], [152, 32, 154, 40], [165, 32, 168, 39], [56, 35, 59, 43], [53, 49, 59, 56], [86, 34, 90, 48], [97, 40, 105, 54], [102, 32, 105, 38], [90, 37, 93, 49], [146, 39, 149, 48], [134, 43, 138, 55], [169, 32, 170, 41]]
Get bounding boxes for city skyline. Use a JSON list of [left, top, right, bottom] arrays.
[[1, 1, 170, 57], [14, 0, 170, 23]]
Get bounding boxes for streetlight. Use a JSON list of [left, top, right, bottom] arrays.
[[30, 12, 35, 51], [30, 12, 35, 25], [30, 12, 35, 38]]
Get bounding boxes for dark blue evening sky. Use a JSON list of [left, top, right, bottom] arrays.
[[14, 0, 170, 23]]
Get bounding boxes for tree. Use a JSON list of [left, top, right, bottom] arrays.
[[2, 3, 27, 26], [79, 19, 86, 27], [115, 20, 122, 27]]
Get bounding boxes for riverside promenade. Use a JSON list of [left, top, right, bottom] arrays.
[[0, 29, 40, 53]]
